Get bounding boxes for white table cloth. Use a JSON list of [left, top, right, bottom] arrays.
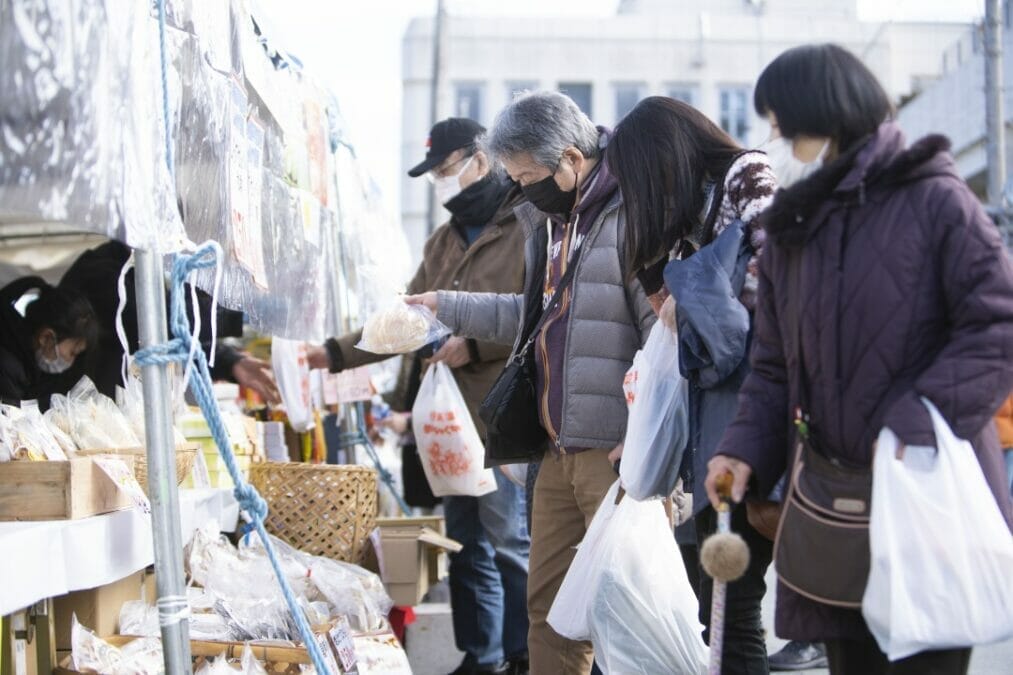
[[0, 488, 239, 615]]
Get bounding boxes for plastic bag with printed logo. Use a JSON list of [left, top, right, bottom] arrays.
[[412, 363, 496, 497]]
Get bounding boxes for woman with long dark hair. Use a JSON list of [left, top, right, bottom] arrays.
[[607, 95, 778, 674], [706, 44, 1013, 675]]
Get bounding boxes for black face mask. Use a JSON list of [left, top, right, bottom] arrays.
[[444, 174, 511, 229], [521, 172, 577, 215]]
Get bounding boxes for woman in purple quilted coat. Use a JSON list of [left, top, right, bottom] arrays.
[[705, 44, 1013, 675]]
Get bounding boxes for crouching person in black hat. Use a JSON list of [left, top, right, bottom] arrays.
[[308, 118, 532, 675]]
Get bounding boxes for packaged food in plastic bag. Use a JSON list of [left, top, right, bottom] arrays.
[[118, 600, 159, 638], [117, 372, 188, 447], [862, 399, 1013, 661], [620, 323, 689, 500], [71, 615, 164, 675], [271, 337, 315, 433], [52, 377, 141, 450], [356, 301, 450, 355], [412, 363, 496, 497], [194, 643, 269, 675], [2, 405, 62, 460], [549, 480, 709, 675]]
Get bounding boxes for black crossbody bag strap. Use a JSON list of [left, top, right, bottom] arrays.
[[513, 242, 584, 364]]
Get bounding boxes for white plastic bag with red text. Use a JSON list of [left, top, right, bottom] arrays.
[[271, 337, 315, 432], [412, 363, 496, 497], [862, 398, 1013, 660]]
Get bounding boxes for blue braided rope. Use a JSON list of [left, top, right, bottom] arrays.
[[157, 0, 174, 178], [135, 246, 333, 674], [150, 2, 331, 668]]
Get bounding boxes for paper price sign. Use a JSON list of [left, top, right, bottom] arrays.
[[315, 633, 341, 674], [93, 456, 150, 513], [328, 616, 358, 672]]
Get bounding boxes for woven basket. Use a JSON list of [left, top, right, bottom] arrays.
[[250, 462, 378, 564], [77, 445, 197, 497]]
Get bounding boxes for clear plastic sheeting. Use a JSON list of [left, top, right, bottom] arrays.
[[0, 0, 412, 341], [0, 0, 186, 253]]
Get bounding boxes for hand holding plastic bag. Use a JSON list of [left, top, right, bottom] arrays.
[[862, 399, 1013, 660], [412, 363, 496, 497], [620, 322, 689, 500]]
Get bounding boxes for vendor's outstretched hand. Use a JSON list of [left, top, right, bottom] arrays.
[[704, 454, 752, 508], [404, 292, 438, 314], [306, 344, 330, 371], [232, 355, 281, 406]]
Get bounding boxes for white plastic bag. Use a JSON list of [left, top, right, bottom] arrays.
[[862, 398, 1013, 661], [620, 323, 689, 500], [549, 480, 709, 673], [411, 363, 496, 497], [271, 337, 315, 432], [548, 481, 623, 640]]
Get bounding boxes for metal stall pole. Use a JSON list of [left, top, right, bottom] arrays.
[[985, 0, 1008, 237], [135, 249, 192, 674]]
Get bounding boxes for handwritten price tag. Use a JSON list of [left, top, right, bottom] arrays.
[[328, 616, 358, 672], [315, 633, 341, 674], [92, 456, 150, 513]]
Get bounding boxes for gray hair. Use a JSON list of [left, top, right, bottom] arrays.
[[483, 90, 601, 168]]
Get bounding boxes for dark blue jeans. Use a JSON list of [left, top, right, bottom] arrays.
[[444, 467, 530, 666]]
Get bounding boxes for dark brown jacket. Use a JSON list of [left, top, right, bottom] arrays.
[[328, 186, 527, 437], [718, 122, 1013, 641]]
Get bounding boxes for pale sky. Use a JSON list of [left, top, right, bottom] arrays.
[[261, 0, 985, 215]]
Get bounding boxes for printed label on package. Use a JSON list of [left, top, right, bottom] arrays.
[[93, 456, 151, 513], [328, 616, 358, 672]]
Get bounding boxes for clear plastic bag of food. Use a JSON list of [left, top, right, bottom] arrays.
[[70, 615, 164, 675], [53, 377, 141, 450], [118, 600, 159, 638], [1, 405, 61, 460], [356, 301, 451, 355], [195, 643, 269, 675]]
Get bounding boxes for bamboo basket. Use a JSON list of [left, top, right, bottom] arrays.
[[77, 445, 197, 496], [249, 462, 378, 564]]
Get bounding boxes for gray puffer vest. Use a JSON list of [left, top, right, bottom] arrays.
[[437, 194, 656, 452]]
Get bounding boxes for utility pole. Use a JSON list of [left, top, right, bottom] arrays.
[[985, 0, 1008, 236], [427, 0, 447, 235]]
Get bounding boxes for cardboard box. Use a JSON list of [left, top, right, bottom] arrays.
[[369, 517, 462, 607], [52, 570, 149, 651]]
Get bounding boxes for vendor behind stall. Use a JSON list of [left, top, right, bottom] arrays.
[[56, 240, 280, 405], [0, 276, 98, 406]]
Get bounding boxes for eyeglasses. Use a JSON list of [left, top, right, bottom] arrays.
[[426, 153, 474, 183]]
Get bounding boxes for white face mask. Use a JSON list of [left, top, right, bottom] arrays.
[[36, 346, 74, 374], [430, 155, 475, 205], [763, 136, 829, 189]]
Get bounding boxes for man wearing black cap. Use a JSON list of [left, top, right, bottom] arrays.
[[308, 118, 531, 675]]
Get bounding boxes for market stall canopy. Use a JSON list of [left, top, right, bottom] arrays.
[[0, 0, 411, 342]]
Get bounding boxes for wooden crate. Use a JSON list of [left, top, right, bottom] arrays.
[[0, 456, 136, 521], [76, 444, 197, 497]]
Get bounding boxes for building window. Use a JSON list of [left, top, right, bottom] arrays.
[[719, 86, 750, 142], [614, 82, 645, 122], [667, 84, 699, 107], [558, 82, 593, 117], [454, 82, 484, 122], [506, 80, 538, 103]]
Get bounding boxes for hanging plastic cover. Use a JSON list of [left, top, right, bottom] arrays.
[[0, 0, 186, 252]]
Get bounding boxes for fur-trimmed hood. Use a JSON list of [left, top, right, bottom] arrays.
[[763, 121, 955, 246]]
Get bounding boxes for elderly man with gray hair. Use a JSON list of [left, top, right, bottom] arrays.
[[408, 91, 655, 675]]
